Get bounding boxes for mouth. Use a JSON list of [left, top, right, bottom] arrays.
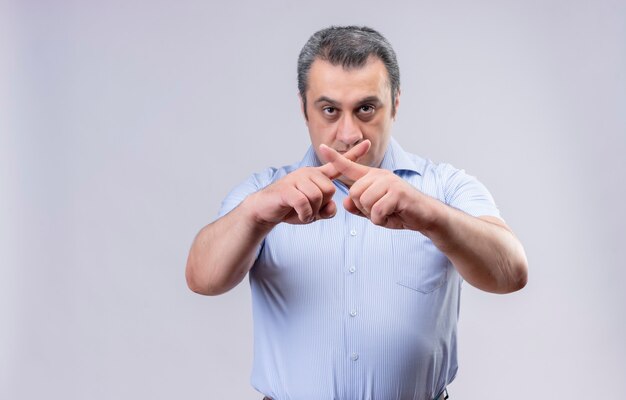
[[335, 139, 367, 155]]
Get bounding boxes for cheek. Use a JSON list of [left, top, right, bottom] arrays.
[[309, 121, 336, 144], [361, 120, 391, 165]]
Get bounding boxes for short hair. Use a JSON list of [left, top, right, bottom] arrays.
[[297, 26, 400, 119]]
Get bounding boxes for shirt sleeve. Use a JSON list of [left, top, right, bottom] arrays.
[[215, 168, 278, 260], [438, 163, 502, 219], [216, 168, 277, 219]]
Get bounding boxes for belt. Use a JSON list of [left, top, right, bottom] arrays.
[[263, 388, 449, 400]]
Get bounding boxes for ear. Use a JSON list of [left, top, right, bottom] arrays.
[[298, 93, 308, 123], [392, 88, 401, 120]]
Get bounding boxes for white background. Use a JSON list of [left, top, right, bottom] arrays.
[[2, 0, 625, 398]]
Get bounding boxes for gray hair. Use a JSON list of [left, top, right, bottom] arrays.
[[297, 26, 400, 119]]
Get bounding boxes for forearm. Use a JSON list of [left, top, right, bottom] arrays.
[[185, 196, 274, 296], [185, 153, 359, 296], [423, 201, 528, 294]]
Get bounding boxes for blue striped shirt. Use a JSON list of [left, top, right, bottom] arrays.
[[218, 138, 500, 400]]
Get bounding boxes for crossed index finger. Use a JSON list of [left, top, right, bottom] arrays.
[[319, 143, 370, 181], [318, 140, 370, 179]]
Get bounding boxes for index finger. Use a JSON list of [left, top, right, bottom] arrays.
[[319, 143, 370, 181], [318, 139, 370, 179]]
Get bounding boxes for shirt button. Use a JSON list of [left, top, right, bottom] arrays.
[[350, 310, 357, 317], [349, 266, 356, 273], [350, 229, 357, 236], [351, 353, 359, 361]]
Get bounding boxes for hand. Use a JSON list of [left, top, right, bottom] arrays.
[[248, 140, 372, 226], [319, 144, 438, 231]]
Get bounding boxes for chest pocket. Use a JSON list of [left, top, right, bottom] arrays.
[[392, 230, 449, 293]]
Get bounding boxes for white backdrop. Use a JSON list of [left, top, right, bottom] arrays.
[[2, 0, 625, 399]]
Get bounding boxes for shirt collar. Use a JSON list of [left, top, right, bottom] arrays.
[[298, 137, 424, 175]]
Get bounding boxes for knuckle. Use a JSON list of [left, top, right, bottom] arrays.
[[359, 198, 371, 211], [370, 214, 383, 226], [309, 191, 323, 204], [322, 178, 336, 192], [294, 194, 310, 209], [370, 203, 385, 219]]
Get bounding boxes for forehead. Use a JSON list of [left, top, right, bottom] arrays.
[[306, 57, 390, 102]]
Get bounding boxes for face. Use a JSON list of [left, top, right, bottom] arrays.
[[302, 57, 400, 176]]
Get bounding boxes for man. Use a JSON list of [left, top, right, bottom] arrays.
[[186, 26, 528, 400]]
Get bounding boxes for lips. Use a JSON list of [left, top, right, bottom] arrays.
[[335, 140, 366, 155]]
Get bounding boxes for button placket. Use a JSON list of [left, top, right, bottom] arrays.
[[345, 214, 363, 369]]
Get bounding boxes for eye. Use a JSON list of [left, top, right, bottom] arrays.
[[358, 104, 375, 114], [323, 106, 337, 115]]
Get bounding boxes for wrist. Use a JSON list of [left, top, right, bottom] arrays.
[[240, 192, 279, 232], [421, 199, 462, 254], [418, 196, 451, 238]]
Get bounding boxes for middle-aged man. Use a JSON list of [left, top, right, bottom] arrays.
[[186, 26, 528, 400]]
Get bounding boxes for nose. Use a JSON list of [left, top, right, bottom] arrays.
[[336, 114, 363, 146]]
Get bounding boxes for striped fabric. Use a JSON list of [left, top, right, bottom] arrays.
[[217, 138, 500, 400]]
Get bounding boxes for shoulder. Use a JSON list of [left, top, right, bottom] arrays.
[[216, 159, 301, 218], [403, 149, 477, 191], [245, 160, 301, 189], [397, 145, 499, 217], [426, 161, 500, 218], [393, 146, 460, 189]]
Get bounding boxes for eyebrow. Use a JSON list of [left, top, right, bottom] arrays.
[[358, 96, 383, 106], [314, 95, 383, 106], [314, 96, 339, 105]]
